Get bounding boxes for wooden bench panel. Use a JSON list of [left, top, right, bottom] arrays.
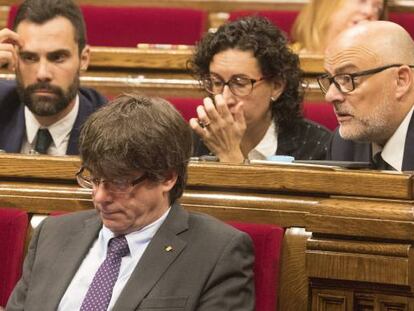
[[0, 154, 414, 310]]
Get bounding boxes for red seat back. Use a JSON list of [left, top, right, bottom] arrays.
[[167, 97, 338, 131], [389, 12, 414, 40], [167, 97, 201, 121], [228, 221, 284, 311], [0, 208, 28, 306], [229, 10, 299, 40], [303, 101, 337, 131], [8, 5, 207, 47]]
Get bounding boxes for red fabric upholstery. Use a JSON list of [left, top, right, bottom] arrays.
[[8, 5, 207, 47], [227, 221, 284, 311], [167, 97, 201, 121], [303, 101, 338, 131], [6, 5, 15, 29], [229, 10, 299, 39], [82, 6, 207, 46], [389, 12, 414, 40], [167, 97, 338, 130], [0, 208, 28, 306]]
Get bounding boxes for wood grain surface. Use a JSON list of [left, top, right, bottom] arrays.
[[0, 154, 414, 310]]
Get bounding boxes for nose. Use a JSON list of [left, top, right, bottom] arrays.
[[221, 85, 237, 104], [36, 59, 52, 82], [324, 82, 345, 105], [92, 182, 113, 205], [361, 1, 378, 20]]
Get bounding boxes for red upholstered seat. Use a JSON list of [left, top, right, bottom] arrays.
[[389, 12, 414, 40], [167, 97, 201, 121], [303, 101, 337, 131], [227, 221, 284, 311], [229, 10, 299, 39], [7, 5, 207, 47], [0, 208, 28, 306], [167, 97, 338, 130]]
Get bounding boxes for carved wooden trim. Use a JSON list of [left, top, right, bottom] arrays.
[[311, 289, 353, 311]]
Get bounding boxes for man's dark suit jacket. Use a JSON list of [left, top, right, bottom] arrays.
[[0, 80, 107, 155], [193, 119, 332, 160], [327, 113, 414, 170], [6, 204, 254, 311]]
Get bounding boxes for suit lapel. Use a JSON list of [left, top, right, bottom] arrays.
[[276, 128, 299, 156], [67, 93, 92, 155], [44, 213, 101, 310], [113, 204, 189, 311], [402, 112, 414, 171], [2, 103, 25, 152]]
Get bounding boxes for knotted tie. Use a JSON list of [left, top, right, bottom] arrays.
[[34, 128, 53, 154], [372, 152, 393, 170], [80, 235, 130, 311]]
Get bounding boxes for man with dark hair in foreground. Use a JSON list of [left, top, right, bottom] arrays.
[[0, 0, 106, 155], [6, 93, 254, 311]]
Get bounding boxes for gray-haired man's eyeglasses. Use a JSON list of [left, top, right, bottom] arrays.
[[317, 64, 414, 94]]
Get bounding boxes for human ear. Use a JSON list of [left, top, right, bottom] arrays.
[[161, 171, 178, 193], [270, 80, 286, 101], [79, 44, 90, 71], [395, 65, 412, 100]]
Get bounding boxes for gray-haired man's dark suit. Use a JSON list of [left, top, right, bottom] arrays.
[[327, 112, 414, 171], [6, 204, 254, 311]]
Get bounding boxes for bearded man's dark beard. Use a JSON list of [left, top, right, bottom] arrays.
[[16, 73, 80, 117]]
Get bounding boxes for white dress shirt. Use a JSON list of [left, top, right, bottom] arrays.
[[21, 95, 80, 156], [372, 106, 414, 171], [247, 120, 278, 160], [58, 207, 170, 311]]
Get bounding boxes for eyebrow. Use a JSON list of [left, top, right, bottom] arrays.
[[18, 49, 72, 57], [48, 49, 72, 56], [209, 72, 252, 80], [325, 64, 359, 75]]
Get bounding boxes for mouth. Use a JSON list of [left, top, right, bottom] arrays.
[[227, 101, 243, 115], [335, 111, 353, 123], [228, 105, 237, 114], [97, 206, 119, 217], [352, 19, 370, 26], [33, 89, 56, 96]]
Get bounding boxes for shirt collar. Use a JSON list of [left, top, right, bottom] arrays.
[[372, 105, 414, 171], [101, 207, 171, 257], [248, 120, 278, 160], [24, 95, 79, 148]]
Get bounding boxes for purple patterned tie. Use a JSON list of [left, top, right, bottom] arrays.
[[80, 235, 130, 311]]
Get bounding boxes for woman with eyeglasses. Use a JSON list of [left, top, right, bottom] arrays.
[[188, 16, 332, 163]]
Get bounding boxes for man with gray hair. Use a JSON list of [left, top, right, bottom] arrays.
[[319, 21, 414, 171], [6, 93, 254, 311]]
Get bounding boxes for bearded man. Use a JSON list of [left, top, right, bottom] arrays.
[[0, 0, 106, 155], [319, 21, 414, 171]]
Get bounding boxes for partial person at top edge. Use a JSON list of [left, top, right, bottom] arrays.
[[291, 0, 387, 54], [320, 21, 414, 171], [0, 0, 107, 156], [188, 16, 332, 164]]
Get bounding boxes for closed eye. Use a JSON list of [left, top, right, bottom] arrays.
[[18, 52, 39, 63], [47, 51, 71, 63]]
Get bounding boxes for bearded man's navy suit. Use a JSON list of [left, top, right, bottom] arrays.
[[0, 80, 107, 155]]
